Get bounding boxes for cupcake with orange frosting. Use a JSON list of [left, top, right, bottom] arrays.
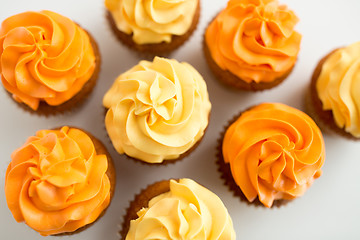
[[4, 126, 115, 236], [105, 0, 200, 53], [218, 103, 325, 207], [204, 0, 301, 91], [103, 56, 211, 164], [121, 178, 236, 239], [309, 42, 360, 140], [0, 11, 100, 115]]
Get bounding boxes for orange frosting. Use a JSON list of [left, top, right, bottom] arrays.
[[205, 0, 301, 83], [0, 11, 96, 110], [5, 126, 110, 236], [222, 103, 325, 207]]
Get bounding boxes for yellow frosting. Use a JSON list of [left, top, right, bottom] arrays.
[[223, 103, 325, 207], [316, 41, 360, 137], [126, 179, 236, 240], [0, 11, 96, 110], [103, 57, 211, 163], [205, 0, 301, 83], [105, 0, 198, 44], [5, 126, 111, 236]]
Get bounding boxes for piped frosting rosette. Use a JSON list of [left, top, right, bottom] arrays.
[[222, 103, 325, 207], [316, 41, 360, 138], [5, 126, 111, 236], [205, 0, 301, 83], [0, 11, 96, 110], [103, 57, 211, 163], [125, 179, 236, 240], [105, 0, 198, 44]]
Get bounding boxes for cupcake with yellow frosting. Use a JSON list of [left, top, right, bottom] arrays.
[[204, 0, 301, 91], [121, 178, 236, 240], [4, 126, 115, 236], [0, 11, 100, 115], [309, 42, 360, 140], [105, 0, 200, 53], [103, 56, 211, 164], [218, 103, 325, 207]]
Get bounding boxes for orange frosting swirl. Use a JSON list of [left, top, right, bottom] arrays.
[[5, 126, 111, 236], [222, 103, 325, 207], [205, 0, 301, 83], [0, 11, 96, 110]]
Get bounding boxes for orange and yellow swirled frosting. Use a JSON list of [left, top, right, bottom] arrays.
[[222, 103, 325, 207], [105, 0, 198, 44], [0, 11, 96, 110], [316, 41, 360, 137], [126, 179, 236, 240], [103, 57, 211, 163], [5, 126, 111, 236], [205, 0, 301, 83]]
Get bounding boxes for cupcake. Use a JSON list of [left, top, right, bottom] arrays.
[[218, 103, 325, 208], [204, 0, 301, 91], [309, 41, 360, 140], [121, 178, 236, 239], [103, 56, 211, 164], [105, 0, 200, 54], [0, 11, 100, 115], [4, 126, 115, 236]]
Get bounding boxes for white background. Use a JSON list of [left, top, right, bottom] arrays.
[[0, 0, 359, 239]]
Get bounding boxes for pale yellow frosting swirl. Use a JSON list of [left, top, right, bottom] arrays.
[[103, 57, 211, 163], [105, 0, 198, 44], [316, 41, 360, 137], [126, 179, 236, 240]]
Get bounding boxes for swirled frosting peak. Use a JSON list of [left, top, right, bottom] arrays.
[[205, 0, 301, 83], [222, 103, 325, 207], [105, 0, 198, 44], [316, 41, 360, 137], [5, 126, 111, 236], [0, 11, 96, 110], [126, 179, 236, 240], [103, 57, 211, 163]]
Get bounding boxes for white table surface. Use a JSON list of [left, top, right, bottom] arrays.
[[0, 0, 359, 239]]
